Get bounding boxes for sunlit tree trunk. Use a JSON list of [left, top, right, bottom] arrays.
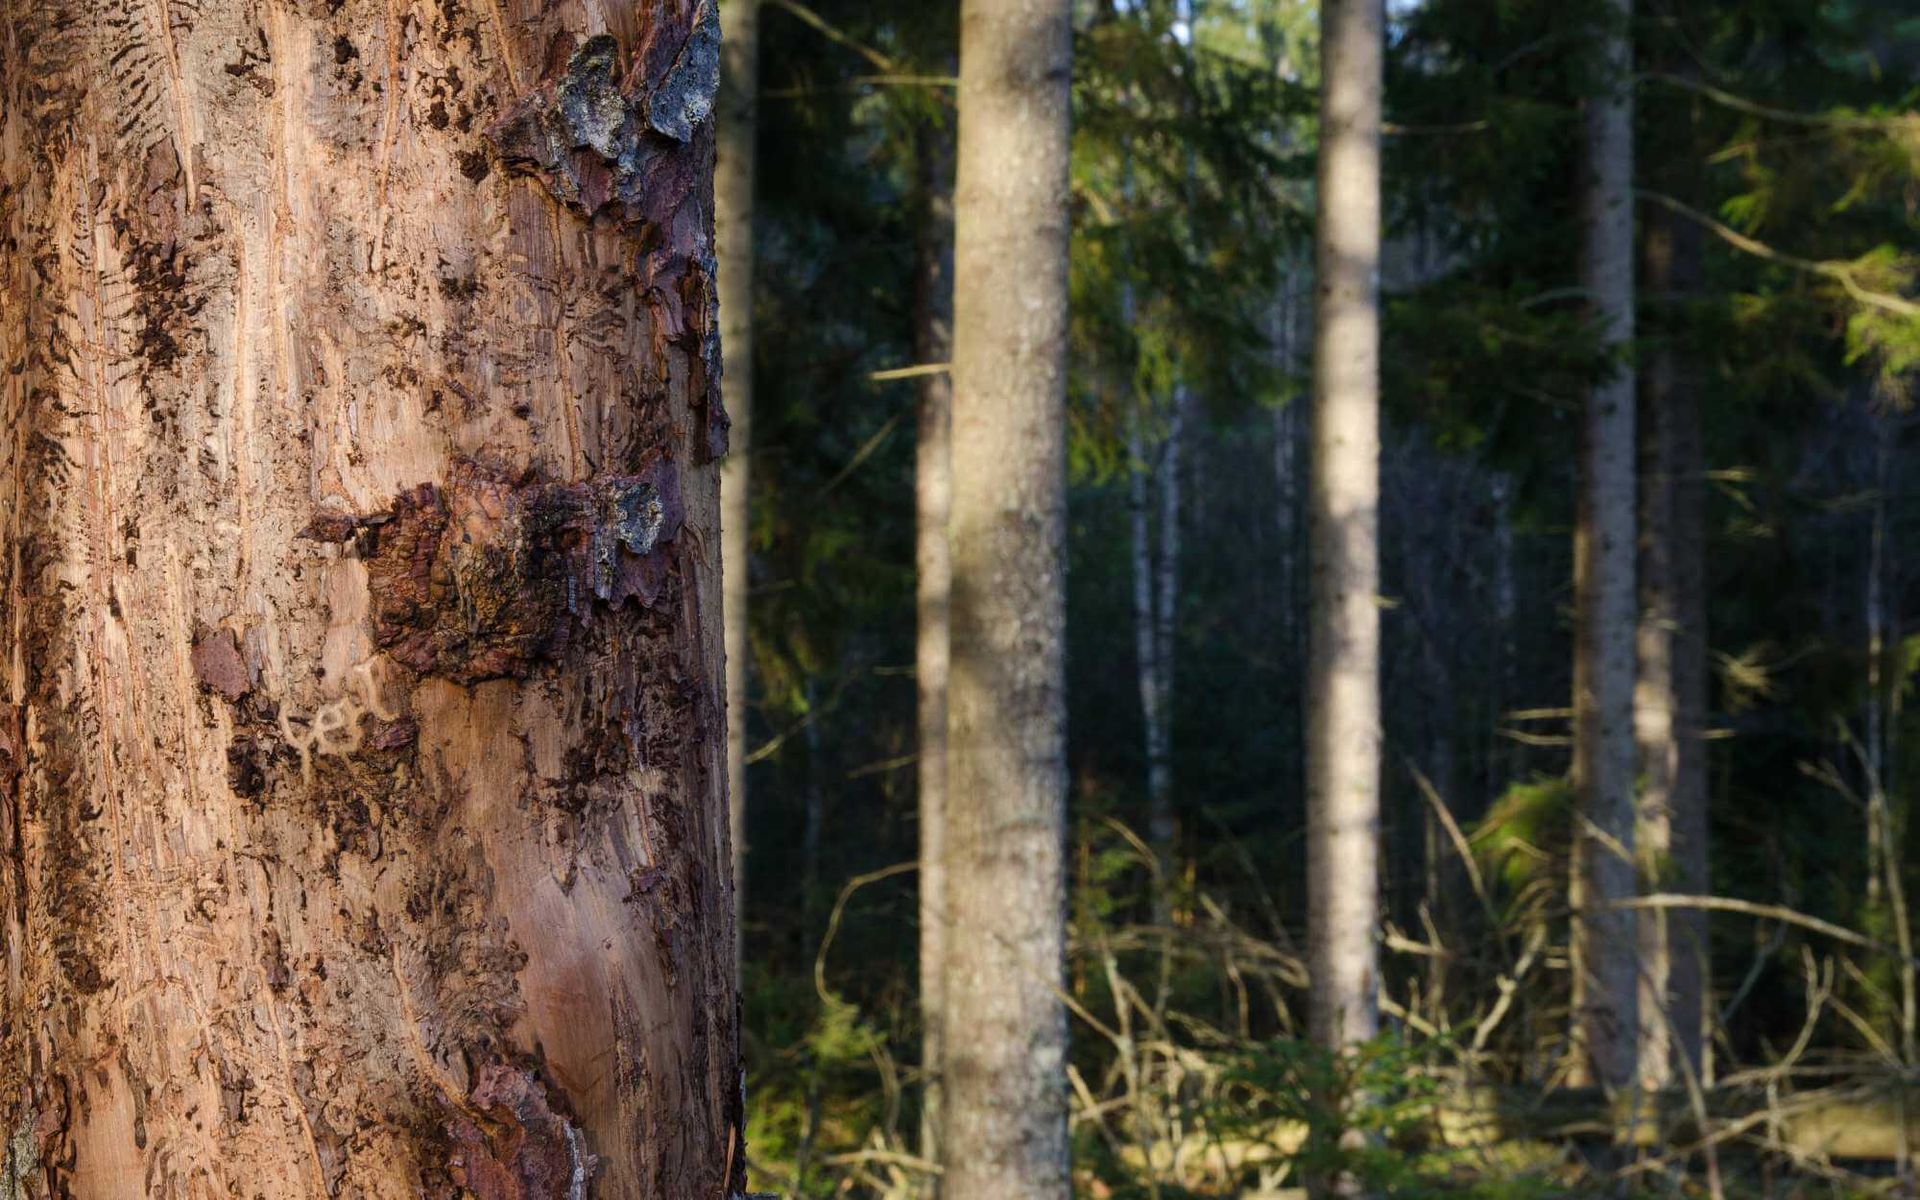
[[1570, 0, 1640, 1098], [718, 0, 760, 960], [1307, 0, 1383, 1111], [913, 123, 956, 1186], [942, 0, 1073, 1194], [0, 1, 741, 1193], [1635, 193, 1707, 1089]]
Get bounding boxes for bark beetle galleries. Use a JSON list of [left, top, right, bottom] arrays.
[[484, 9, 731, 465]]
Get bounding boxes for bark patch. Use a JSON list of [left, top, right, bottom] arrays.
[[446, 1064, 596, 1200], [356, 460, 683, 684], [482, 16, 714, 235], [190, 628, 251, 703]]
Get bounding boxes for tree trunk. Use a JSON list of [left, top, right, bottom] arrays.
[[1307, 0, 1383, 1074], [914, 123, 955, 1189], [0, 2, 740, 1195], [1128, 395, 1180, 923], [1571, 0, 1639, 1097], [942, 0, 1072, 1194], [1635, 188, 1707, 1090], [718, 0, 759, 962]]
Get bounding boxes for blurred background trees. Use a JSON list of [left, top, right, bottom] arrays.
[[723, 0, 1920, 1194]]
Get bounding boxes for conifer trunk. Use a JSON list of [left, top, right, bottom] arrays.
[[912, 124, 955, 1185], [0, 1, 740, 1194], [1636, 193, 1707, 1088], [942, 0, 1073, 1194], [1307, 0, 1384, 1074], [717, 0, 759, 955], [1571, 0, 1640, 1096]]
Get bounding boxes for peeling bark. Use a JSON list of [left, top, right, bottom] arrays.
[[0, 2, 739, 1195]]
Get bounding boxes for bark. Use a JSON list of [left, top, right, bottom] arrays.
[[1307, 0, 1383, 1067], [913, 124, 955, 1186], [717, 0, 759, 958], [0, 2, 740, 1195], [1635, 189, 1707, 1089], [1571, 0, 1639, 1096], [942, 0, 1072, 1194]]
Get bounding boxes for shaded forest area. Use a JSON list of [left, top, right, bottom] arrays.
[[725, 0, 1920, 1196]]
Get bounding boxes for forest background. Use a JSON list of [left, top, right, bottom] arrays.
[[724, 0, 1920, 1195]]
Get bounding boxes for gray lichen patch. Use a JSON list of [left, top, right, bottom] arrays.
[[3, 1113, 38, 1200], [646, 0, 720, 144], [483, 11, 718, 232]]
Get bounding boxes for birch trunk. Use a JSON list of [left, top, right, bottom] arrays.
[[943, 0, 1072, 1194], [1307, 0, 1382, 1091], [914, 125, 955, 1187], [1571, 0, 1640, 1096], [1635, 192, 1707, 1089], [717, 0, 759, 956], [0, 1, 740, 1194], [1128, 397, 1180, 921]]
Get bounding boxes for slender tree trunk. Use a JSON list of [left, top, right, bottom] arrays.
[[718, 0, 760, 962], [942, 0, 1073, 1194], [1129, 394, 1180, 922], [1150, 393, 1183, 910], [0, 2, 741, 1194], [1490, 474, 1521, 789], [1128, 408, 1164, 876], [1570, 0, 1640, 1097], [1274, 269, 1304, 656], [1307, 0, 1383, 1076], [913, 122, 956, 1187], [1635, 190, 1707, 1089]]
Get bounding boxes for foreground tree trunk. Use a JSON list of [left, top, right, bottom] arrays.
[[718, 0, 760, 959], [1307, 0, 1383, 1069], [1570, 0, 1640, 1097], [0, 2, 740, 1194], [1635, 191, 1708, 1089], [913, 121, 955, 1184], [942, 0, 1072, 1195]]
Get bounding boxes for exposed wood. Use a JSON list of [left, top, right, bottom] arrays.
[[0, 1, 739, 1193]]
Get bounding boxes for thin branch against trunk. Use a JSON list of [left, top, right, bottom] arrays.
[[1638, 191, 1920, 320]]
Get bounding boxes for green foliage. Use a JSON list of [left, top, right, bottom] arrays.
[[1471, 777, 1573, 907]]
